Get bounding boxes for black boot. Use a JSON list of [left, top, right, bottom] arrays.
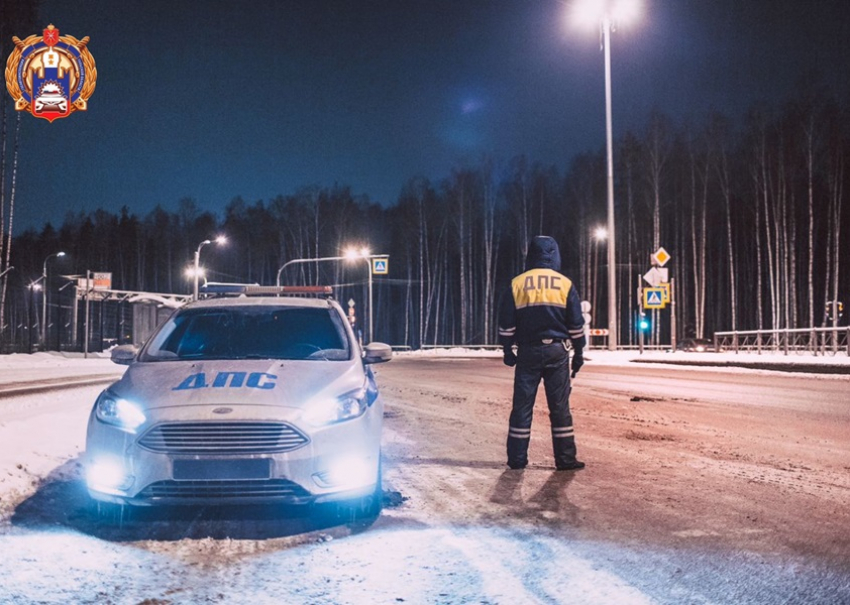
[[552, 432, 583, 470], [507, 429, 530, 469]]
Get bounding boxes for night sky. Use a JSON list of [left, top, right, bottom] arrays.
[[10, 0, 850, 231]]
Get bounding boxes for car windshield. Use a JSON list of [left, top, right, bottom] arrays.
[[141, 305, 351, 361]]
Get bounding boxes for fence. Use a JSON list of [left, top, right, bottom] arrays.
[[714, 327, 850, 357]]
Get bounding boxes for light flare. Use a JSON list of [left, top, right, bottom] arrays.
[[86, 457, 133, 494]]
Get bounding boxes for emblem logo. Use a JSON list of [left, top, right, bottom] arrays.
[[212, 407, 234, 415], [4, 24, 97, 123]]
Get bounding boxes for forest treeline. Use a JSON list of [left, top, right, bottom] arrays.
[[2, 90, 848, 349]]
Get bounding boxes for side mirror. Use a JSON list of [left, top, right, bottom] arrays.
[[110, 344, 138, 366], [362, 342, 392, 364]]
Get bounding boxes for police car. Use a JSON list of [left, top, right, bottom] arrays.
[[84, 285, 391, 518]]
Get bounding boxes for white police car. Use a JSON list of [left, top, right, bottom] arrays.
[[85, 285, 391, 518]]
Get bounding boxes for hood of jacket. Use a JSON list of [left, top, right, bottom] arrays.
[[526, 236, 561, 271]]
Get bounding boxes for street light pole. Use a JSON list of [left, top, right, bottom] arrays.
[[193, 240, 209, 301], [367, 259, 373, 343], [574, 0, 640, 349], [602, 15, 618, 351], [193, 236, 226, 300], [276, 256, 348, 287], [278, 250, 386, 342], [41, 251, 65, 349]]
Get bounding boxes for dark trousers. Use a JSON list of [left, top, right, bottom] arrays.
[[507, 342, 577, 467]]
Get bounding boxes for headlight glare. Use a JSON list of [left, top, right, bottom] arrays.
[[96, 392, 146, 432], [314, 456, 377, 489], [304, 388, 367, 426], [87, 457, 134, 494]]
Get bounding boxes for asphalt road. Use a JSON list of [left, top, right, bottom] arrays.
[[375, 357, 850, 604], [1, 357, 848, 604]]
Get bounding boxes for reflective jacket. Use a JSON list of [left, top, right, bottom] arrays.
[[498, 236, 586, 350]]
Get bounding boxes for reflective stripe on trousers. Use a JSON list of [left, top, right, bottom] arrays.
[[507, 342, 577, 467]]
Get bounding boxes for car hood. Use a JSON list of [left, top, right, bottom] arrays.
[[109, 358, 366, 411]]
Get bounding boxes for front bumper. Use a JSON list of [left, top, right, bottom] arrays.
[[85, 402, 382, 507]]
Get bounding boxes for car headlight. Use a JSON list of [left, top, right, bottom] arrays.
[[313, 455, 377, 489], [86, 457, 134, 494], [303, 387, 374, 426], [95, 391, 146, 432]]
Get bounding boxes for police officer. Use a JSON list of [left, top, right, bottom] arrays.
[[498, 235, 586, 471]]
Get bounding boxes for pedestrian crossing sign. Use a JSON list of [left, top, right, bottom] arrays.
[[371, 258, 388, 275], [643, 287, 666, 309]]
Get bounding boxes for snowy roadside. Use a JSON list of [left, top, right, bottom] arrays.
[[0, 352, 122, 388], [0, 385, 106, 518], [0, 355, 122, 517]]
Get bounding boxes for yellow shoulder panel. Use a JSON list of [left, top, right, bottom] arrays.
[[512, 269, 572, 309]]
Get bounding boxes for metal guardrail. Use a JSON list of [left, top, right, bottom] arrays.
[[714, 327, 850, 357]]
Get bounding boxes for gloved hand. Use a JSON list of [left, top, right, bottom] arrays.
[[503, 347, 517, 367], [570, 350, 584, 378]]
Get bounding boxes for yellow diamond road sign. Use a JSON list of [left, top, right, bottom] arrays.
[[652, 247, 671, 267]]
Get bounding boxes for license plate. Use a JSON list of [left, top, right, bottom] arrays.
[[173, 458, 271, 480]]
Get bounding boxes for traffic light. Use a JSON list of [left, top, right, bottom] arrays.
[[639, 315, 650, 332]]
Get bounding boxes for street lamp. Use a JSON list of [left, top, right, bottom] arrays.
[[275, 248, 386, 342], [41, 251, 66, 348], [592, 226, 608, 241], [193, 236, 226, 300], [591, 227, 608, 319], [573, 0, 641, 351], [27, 281, 42, 354], [275, 255, 349, 287], [344, 247, 375, 343]]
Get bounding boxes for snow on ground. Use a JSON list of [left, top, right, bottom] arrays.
[[399, 346, 850, 370], [0, 351, 847, 603], [0, 352, 118, 386], [0, 354, 121, 516], [1, 348, 842, 515], [0, 388, 108, 517]]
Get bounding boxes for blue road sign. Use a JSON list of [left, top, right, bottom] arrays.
[[643, 287, 666, 309]]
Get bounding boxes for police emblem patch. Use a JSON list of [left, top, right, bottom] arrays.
[[4, 24, 97, 123]]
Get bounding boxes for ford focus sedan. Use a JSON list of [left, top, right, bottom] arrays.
[[85, 286, 391, 519]]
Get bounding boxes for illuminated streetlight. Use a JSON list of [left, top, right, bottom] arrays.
[[573, 0, 640, 27], [193, 236, 226, 300], [185, 265, 205, 280], [42, 251, 66, 348], [573, 0, 641, 350], [592, 226, 608, 241], [344, 247, 375, 343], [590, 226, 608, 324], [275, 247, 386, 343]]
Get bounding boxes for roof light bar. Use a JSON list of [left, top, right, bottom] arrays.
[[199, 283, 333, 297], [246, 285, 333, 296]]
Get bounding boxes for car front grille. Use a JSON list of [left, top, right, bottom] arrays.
[[139, 421, 309, 454], [138, 479, 311, 501]]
